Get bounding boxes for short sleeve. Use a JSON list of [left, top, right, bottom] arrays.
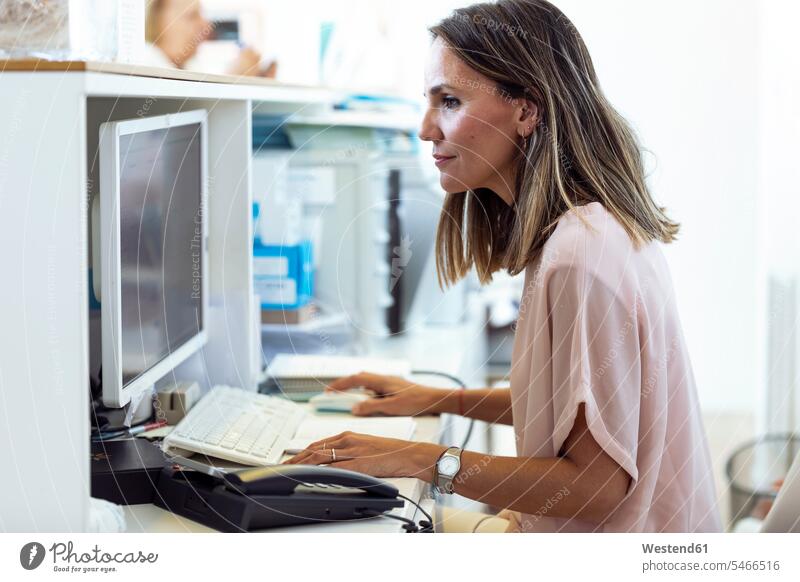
[[546, 265, 641, 486]]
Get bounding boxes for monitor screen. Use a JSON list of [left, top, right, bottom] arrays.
[[118, 123, 203, 388]]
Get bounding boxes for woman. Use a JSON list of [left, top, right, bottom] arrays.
[[287, 0, 722, 533], [142, 0, 276, 77]]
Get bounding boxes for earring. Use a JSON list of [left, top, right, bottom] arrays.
[[521, 129, 532, 152]]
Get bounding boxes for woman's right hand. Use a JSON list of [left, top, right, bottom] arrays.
[[228, 47, 263, 76], [326, 372, 453, 417]]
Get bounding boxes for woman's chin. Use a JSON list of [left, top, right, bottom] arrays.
[[439, 174, 470, 194]]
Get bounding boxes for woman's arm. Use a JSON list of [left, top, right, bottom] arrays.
[[444, 404, 631, 523], [286, 404, 630, 525], [326, 372, 514, 425], [435, 388, 514, 425]]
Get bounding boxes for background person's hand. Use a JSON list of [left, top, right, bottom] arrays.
[[326, 372, 453, 417], [227, 46, 263, 76]]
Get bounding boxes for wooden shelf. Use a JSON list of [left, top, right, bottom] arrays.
[[0, 58, 318, 88]]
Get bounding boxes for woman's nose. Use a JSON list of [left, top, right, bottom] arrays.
[[419, 108, 443, 142]]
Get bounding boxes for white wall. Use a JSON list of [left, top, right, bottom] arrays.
[[552, 0, 760, 414], [757, 0, 800, 278], [756, 0, 800, 433]]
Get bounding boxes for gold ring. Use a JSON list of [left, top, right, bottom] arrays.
[[322, 442, 326, 450], [332, 448, 337, 462]]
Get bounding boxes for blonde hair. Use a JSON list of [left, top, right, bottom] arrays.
[[430, 0, 679, 287], [145, 0, 165, 44]]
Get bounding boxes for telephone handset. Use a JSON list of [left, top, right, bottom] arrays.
[[223, 464, 400, 498]]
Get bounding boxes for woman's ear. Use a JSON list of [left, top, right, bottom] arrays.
[[514, 95, 540, 139]]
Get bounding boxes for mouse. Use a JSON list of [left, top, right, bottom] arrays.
[[309, 390, 373, 413]]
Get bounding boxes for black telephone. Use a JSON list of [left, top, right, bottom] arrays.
[[223, 464, 400, 498], [155, 463, 411, 532]]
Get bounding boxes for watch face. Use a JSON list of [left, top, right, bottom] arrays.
[[438, 455, 460, 477]]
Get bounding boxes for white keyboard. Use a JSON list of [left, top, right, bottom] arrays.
[[162, 385, 307, 466]]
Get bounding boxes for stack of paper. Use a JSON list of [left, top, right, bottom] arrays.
[[266, 354, 411, 401], [284, 416, 416, 454]]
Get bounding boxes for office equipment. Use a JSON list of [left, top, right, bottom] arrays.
[[261, 303, 317, 325], [224, 464, 398, 497], [291, 151, 394, 339], [383, 152, 467, 331], [265, 353, 411, 400], [163, 385, 306, 466], [156, 381, 201, 425], [90, 439, 168, 506], [162, 385, 416, 463], [253, 240, 313, 310], [154, 463, 404, 532], [387, 169, 404, 334], [761, 448, 800, 532], [309, 389, 372, 413], [91, 419, 166, 442], [252, 151, 301, 244], [260, 311, 356, 372], [93, 109, 209, 408]]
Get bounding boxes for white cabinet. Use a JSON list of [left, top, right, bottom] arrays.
[[0, 66, 332, 532]]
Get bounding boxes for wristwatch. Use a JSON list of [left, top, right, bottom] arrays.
[[433, 446, 463, 494]]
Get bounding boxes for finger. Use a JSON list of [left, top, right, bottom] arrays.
[[289, 445, 360, 465], [326, 372, 391, 394], [285, 448, 336, 465], [303, 431, 350, 451], [352, 396, 399, 416], [283, 447, 319, 464]]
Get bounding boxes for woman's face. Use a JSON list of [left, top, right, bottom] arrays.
[[420, 38, 532, 205], [156, 0, 210, 67]]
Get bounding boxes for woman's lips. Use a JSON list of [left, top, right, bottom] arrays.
[[433, 155, 456, 167]]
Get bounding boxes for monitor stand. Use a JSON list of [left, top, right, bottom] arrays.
[[93, 385, 155, 429], [124, 385, 155, 426]]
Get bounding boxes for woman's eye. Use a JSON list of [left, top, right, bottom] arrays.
[[441, 96, 460, 110]]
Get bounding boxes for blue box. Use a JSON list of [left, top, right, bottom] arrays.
[[253, 241, 313, 310]]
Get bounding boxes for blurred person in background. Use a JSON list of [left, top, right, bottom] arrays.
[[143, 0, 277, 77]]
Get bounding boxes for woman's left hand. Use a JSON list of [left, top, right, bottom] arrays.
[[283, 432, 446, 480]]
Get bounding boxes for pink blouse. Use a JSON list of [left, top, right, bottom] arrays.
[[503, 202, 722, 532]]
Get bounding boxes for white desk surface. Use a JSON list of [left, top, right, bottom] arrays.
[[123, 411, 442, 533]]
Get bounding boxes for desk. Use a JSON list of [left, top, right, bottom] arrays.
[[124, 310, 485, 532], [123, 411, 442, 533]]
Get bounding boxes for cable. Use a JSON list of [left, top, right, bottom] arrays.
[[359, 493, 434, 533], [410, 369, 474, 450], [359, 509, 422, 532], [91, 419, 167, 442], [398, 492, 434, 533]]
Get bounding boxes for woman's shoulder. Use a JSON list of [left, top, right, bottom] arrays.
[[536, 201, 659, 289]]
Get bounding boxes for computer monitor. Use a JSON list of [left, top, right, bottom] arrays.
[[92, 110, 209, 408]]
